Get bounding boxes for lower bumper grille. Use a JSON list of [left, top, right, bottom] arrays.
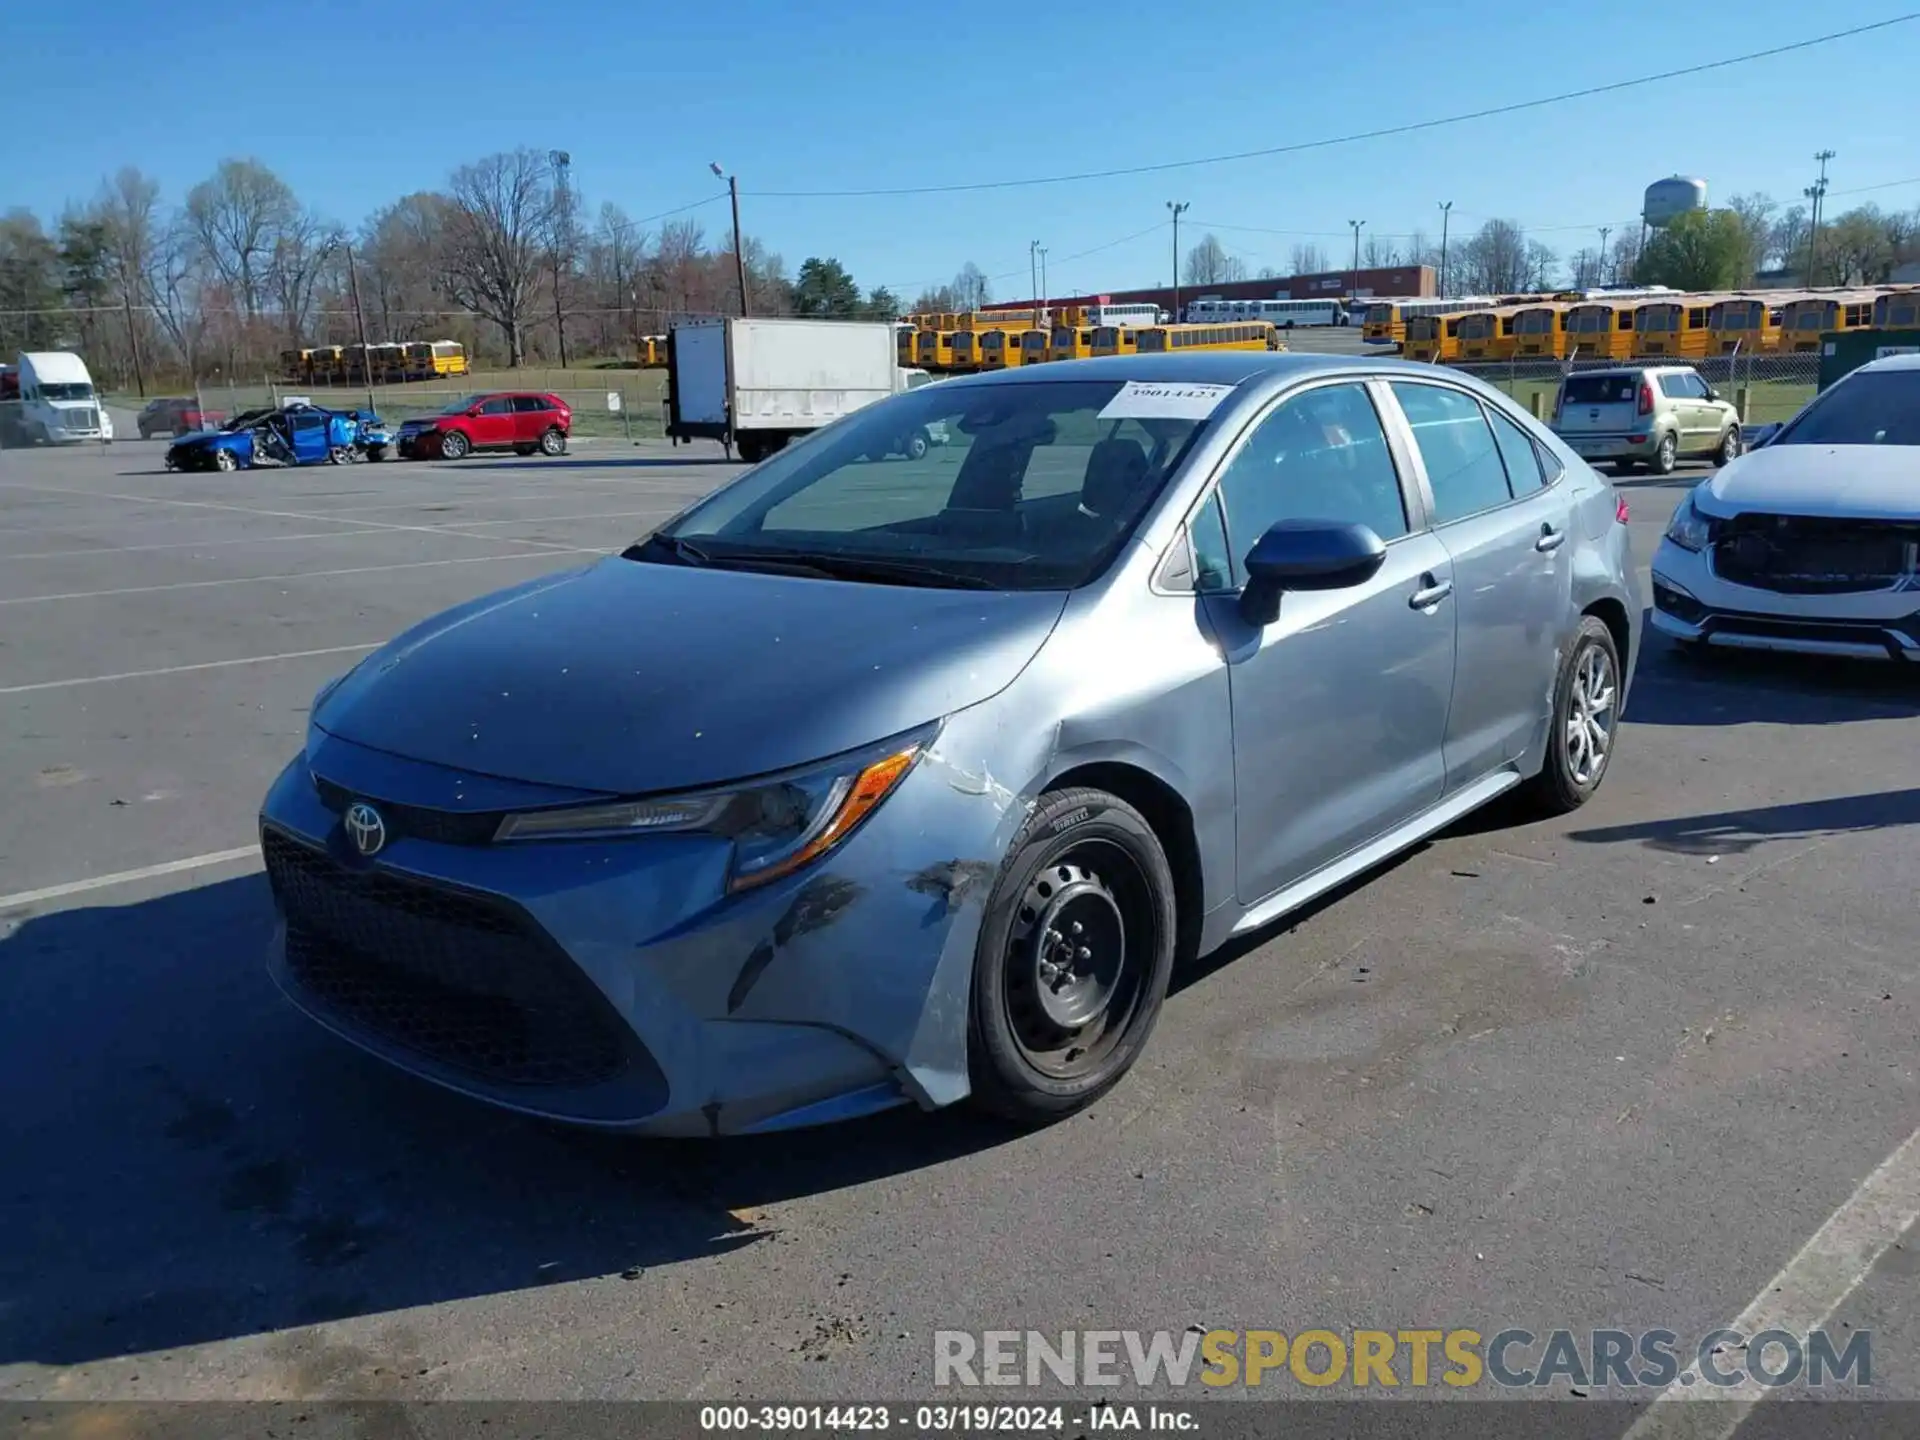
[[264, 829, 633, 1088]]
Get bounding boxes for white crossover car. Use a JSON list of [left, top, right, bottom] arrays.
[[1650, 353, 1920, 660]]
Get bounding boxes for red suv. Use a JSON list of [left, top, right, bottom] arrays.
[[396, 392, 571, 460]]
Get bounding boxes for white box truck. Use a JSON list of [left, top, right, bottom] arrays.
[[665, 318, 901, 463]]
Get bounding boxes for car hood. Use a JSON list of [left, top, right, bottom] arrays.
[[313, 557, 1067, 795], [1694, 443, 1920, 521]]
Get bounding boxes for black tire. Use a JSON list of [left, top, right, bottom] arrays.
[[1521, 615, 1621, 816], [367, 444, 389, 463], [539, 426, 566, 456], [905, 429, 930, 461], [439, 429, 470, 460], [1649, 432, 1678, 477], [1610, 459, 1639, 476], [967, 787, 1177, 1126], [1714, 427, 1741, 467], [736, 433, 767, 464]]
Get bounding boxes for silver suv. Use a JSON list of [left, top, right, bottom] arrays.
[[1551, 365, 1742, 476]]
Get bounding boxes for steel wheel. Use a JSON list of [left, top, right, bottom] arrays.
[[1564, 642, 1615, 788], [1000, 840, 1153, 1082]]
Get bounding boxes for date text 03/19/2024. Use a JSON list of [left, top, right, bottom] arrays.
[[698, 1405, 1195, 1432]]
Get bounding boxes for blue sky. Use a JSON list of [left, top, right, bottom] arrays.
[[8, 0, 1918, 300]]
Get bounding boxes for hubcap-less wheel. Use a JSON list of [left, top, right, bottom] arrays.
[[540, 427, 565, 456], [1002, 843, 1150, 1081], [1565, 643, 1616, 787]]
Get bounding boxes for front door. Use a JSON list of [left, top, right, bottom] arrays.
[[470, 396, 516, 448], [1385, 381, 1575, 789], [288, 411, 331, 463], [1197, 379, 1457, 904]]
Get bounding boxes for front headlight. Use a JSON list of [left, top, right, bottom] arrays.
[[493, 725, 937, 892], [1663, 493, 1714, 552]]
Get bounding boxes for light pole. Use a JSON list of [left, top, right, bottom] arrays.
[[1167, 201, 1189, 320], [1348, 220, 1365, 302], [1806, 149, 1835, 284], [1438, 201, 1452, 297], [1030, 239, 1040, 323], [712, 162, 749, 316], [548, 150, 572, 368], [1597, 227, 1612, 287]]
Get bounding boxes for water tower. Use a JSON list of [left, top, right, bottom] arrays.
[[1643, 176, 1708, 228]]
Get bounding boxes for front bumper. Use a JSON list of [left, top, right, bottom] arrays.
[[1650, 539, 1920, 660], [395, 430, 439, 458], [258, 728, 1022, 1135]]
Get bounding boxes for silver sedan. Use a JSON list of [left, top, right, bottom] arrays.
[[259, 352, 1640, 1135]]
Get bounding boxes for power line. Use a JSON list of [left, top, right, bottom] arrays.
[[750, 16, 1918, 199]]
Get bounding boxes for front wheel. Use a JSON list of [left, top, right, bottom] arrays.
[[1715, 428, 1741, 467], [1650, 432, 1678, 476], [904, 429, 930, 461], [967, 787, 1177, 1126], [1522, 615, 1621, 816], [213, 447, 239, 472], [539, 426, 566, 456], [439, 429, 470, 460]]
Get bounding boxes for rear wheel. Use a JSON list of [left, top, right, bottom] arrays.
[[539, 426, 566, 456], [736, 433, 767, 464], [904, 429, 930, 461], [1522, 615, 1621, 815], [1650, 432, 1678, 476], [439, 429, 470, 460], [967, 788, 1177, 1126], [1715, 427, 1741, 467]]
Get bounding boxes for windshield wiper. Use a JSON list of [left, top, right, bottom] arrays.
[[764, 551, 1000, 590], [623, 533, 712, 567]]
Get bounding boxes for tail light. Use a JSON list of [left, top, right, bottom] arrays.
[[1636, 381, 1654, 416], [1615, 495, 1630, 524]]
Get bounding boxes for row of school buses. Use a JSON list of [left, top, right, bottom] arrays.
[[1380, 285, 1920, 365], [893, 304, 1287, 373], [279, 341, 471, 384]]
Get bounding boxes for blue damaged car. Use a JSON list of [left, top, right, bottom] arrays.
[[165, 403, 393, 472]]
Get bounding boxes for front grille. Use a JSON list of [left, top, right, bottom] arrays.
[[312, 775, 502, 846], [264, 829, 633, 1087], [1713, 515, 1920, 595]]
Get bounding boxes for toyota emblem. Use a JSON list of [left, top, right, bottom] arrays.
[[343, 802, 387, 858]]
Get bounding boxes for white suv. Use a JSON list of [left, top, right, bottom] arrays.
[[1551, 365, 1742, 476]]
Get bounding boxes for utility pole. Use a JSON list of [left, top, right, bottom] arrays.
[[1167, 201, 1189, 320], [1349, 220, 1365, 302], [1030, 240, 1040, 323], [1038, 247, 1048, 325], [343, 241, 375, 415], [712, 163, 749, 316], [1597, 227, 1612, 287], [1438, 201, 1452, 297], [1806, 149, 1835, 285], [548, 150, 572, 368], [120, 285, 146, 399]]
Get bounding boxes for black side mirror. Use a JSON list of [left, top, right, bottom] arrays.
[[1239, 519, 1388, 626]]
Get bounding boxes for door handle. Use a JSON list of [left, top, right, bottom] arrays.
[[1409, 575, 1453, 609], [1535, 524, 1566, 552]]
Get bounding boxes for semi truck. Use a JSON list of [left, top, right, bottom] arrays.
[[664, 318, 907, 463], [0, 352, 112, 445]]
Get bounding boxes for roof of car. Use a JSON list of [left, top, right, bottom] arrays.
[[1859, 351, 1920, 373]]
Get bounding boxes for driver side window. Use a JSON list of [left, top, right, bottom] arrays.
[[1212, 382, 1409, 585]]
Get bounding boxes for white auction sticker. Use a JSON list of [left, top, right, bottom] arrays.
[[1096, 381, 1237, 421]]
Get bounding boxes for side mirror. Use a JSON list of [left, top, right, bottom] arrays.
[[1239, 519, 1388, 626]]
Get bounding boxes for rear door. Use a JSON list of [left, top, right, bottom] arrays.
[[1554, 372, 1639, 457], [511, 394, 552, 441], [470, 396, 516, 448], [289, 411, 331, 463]]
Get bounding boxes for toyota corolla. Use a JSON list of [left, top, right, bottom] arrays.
[[260, 353, 1639, 1136]]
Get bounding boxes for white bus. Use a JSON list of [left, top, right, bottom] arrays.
[[1086, 302, 1163, 329]]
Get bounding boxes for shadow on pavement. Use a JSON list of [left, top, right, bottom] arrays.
[[0, 874, 1011, 1368], [1626, 638, 1920, 728], [1567, 786, 1920, 857], [456, 455, 736, 472]]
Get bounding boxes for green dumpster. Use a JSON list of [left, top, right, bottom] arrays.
[[1818, 328, 1920, 391]]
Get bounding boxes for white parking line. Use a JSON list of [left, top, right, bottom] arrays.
[[0, 642, 380, 696], [4, 528, 461, 560], [1623, 1124, 1920, 1439], [0, 549, 595, 606], [0, 845, 262, 914]]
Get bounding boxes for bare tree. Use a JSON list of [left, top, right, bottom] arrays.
[[1525, 240, 1560, 290], [1453, 219, 1532, 294], [1402, 229, 1438, 270], [440, 149, 556, 366], [148, 217, 209, 373], [1608, 229, 1644, 286], [1183, 234, 1245, 285], [1724, 192, 1777, 282], [1288, 242, 1330, 275], [1770, 205, 1810, 277], [952, 262, 991, 311], [268, 209, 344, 347], [1362, 233, 1398, 268], [183, 158, 297, 320], [361, 193, 452, 340]]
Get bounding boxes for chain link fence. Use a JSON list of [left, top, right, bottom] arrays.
[[1436, 350, 1822, 426]]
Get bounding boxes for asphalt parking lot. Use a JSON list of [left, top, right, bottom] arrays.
[[2, 428, 1918, 1423]]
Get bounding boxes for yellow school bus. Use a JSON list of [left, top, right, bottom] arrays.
[[371, 343, 408, 382], [1091, 325, 1143, 358], [1872, 287, 1920, 329], [896, 326, 917, 367], [1452, 306, 1522, 362], [1561, 300, 1642, 361], [1361, 298, 1414, 346], [961, 309, 1040, 331], [1631, 298, 1713, 359], [1402, 314, 1460, 363], [978, 328, 1038, 369], [915, 329, 957, 371], [1707, 294, 1789, 355], [308, 346, 345, 383], [427, 340, 469, 377], [1510, 302, 1572, 359], [947, 330, 984, 372], [1778, 290, 1880, 353], [1019, 329, 1052, 365], [1135, 321, 1279, 353], [279, 349, 313, 382], [1050, 325, 1094, 361]]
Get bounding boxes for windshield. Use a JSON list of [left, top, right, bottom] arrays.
[[641, 378, 1215, 590], [41, 382, 94, 402], [438, 396, 481, 415], [1774, 371, 1920, 447]]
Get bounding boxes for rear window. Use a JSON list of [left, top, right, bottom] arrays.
[[1561, 375, 1638, 405]]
